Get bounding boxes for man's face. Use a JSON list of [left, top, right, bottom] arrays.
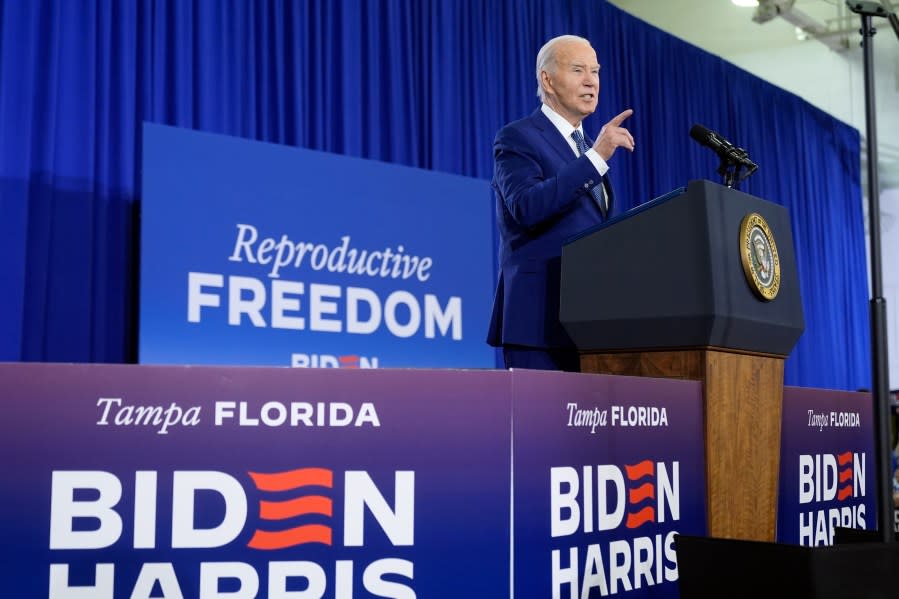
[[541, 40, 600, 126]]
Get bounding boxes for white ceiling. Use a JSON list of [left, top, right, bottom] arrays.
[[608, 0, 899, 190]]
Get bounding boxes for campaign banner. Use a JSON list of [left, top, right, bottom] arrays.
[[1, 363, 511, 598], [511, 370, 707, 598], [140, 123, 495, 368], [776, 387, 876, 545]]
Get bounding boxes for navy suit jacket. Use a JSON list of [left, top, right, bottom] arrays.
[[487, 107, 619, 349]]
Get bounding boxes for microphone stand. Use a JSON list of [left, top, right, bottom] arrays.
[[846, 0, 894, 544], [717, 152, 756, 190], [718, 159, 743, 189]]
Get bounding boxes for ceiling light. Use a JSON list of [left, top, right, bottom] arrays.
[[732, 0, 759, 7]]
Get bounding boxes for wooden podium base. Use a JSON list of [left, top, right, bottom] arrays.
[[581, 348, 784, 542]]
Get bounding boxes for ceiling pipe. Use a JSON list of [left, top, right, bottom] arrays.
[[753, 0, 853, 51]]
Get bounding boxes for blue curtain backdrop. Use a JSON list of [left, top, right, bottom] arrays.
[[0, 0, 870, 389]]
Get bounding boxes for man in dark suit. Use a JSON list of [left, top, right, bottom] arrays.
[[487, 34, 635, 371]]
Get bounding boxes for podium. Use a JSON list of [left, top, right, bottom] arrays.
[[560, 179, 805, 541]]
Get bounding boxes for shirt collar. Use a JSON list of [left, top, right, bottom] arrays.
[[541, 103, 584, 140]]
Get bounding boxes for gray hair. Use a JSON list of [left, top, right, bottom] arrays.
[[535, 35, 592, 101]]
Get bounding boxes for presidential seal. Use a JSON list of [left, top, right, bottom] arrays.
[[739, 213, 780, 301]]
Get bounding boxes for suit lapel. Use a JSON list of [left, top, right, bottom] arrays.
[[529, 108, 577, 164]]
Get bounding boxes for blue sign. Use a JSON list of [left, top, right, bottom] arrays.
[[511, 370, 707, 598], [1, 363, 511, 598], [140, 123, 495, 368], [777, 387, 876, 545]]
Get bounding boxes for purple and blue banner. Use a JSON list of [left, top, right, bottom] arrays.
[[511, 371, 707, 598], [140, 123, 496, 368], [776, 387, 876, 545], [2, 364, 511, 598], [3, 363, 881, 598]]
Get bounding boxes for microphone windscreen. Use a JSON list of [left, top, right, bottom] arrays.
[[689, 124, 713, 144]]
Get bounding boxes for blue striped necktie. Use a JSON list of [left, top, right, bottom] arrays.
[[571, 129, 608, 218]]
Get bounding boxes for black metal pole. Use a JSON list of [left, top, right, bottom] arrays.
[[848, 1, 894, 543]]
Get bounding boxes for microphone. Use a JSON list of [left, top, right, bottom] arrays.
[[689, 124, 758, 174]]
